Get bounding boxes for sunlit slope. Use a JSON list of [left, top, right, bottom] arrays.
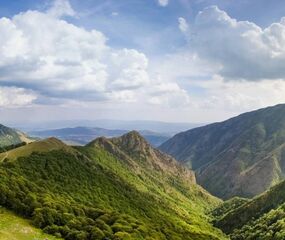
[[0, 133, 227, 240], [0, 137, 75, 161], [0, 207, 59, 240]]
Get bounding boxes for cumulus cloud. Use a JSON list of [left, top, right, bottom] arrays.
[[147, 82, 190, 107], [157, 0, 169, 7], [0, 87, 37, 107], [187, 5, 285, 81], [0, 0, 150, 104], [178, 17, 188, 33]]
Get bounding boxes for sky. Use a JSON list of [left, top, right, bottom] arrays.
[[1, 0, 285, 125]]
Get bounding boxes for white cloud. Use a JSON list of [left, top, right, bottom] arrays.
[[187, 5, 285, 81], [0, 87, 37, 107], [157, 0, 169, 7], [186, 76, 285, 112], [147, 82, 190, 107], [0, 0, 151, 104], [47, 0, 76, 18], [178, 17, 188, 33]]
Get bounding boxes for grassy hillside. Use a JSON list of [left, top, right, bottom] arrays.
[[0, 133, 227, 240], [159, 104, 285, 199], [0, 207, 58, 240], [213, 180, 285, 239], [0, 137, 75, 161]]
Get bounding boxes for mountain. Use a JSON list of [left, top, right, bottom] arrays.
[[213, 179, 285, 239], [12, 119, 202, 134], [159, 104, 285, 199], [29, 127, 170, 147], [0, 123, 33, 148], [0, 132, 227, 239]]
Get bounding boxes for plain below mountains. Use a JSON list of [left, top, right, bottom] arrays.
[[0, 131, 227, 240], [160, 104, 285, 199], [29, 126, 171, 147]]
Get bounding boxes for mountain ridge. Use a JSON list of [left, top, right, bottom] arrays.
[[159, 104, 285, 199]]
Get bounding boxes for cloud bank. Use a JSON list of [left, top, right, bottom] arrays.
[[188, 6, 285, 81], [0, 0, 152, 103]]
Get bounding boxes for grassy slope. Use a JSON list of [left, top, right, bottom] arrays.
[[0, 137, 74, 162], [0, 207, 59, 240], [0, 135, 227, 240]]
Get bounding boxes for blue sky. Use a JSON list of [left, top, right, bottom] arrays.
[[2, 0, 285, 54], [0, 0, 285, 124]]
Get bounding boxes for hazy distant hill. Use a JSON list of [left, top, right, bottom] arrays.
[[13, 119, 202, 134], [0, 132, 226, 239], [29, 126, 171, 147], [0, 124, 33, 148], [160, 104, 285, 199]]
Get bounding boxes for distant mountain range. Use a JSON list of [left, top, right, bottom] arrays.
[[29, 126, 171, 147], [160, 104, 285, 199], [11, 119, 203, 134]]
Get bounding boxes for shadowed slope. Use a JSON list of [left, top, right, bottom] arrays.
[[160, 104, 285, 199]]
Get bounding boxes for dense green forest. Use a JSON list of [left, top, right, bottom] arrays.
[[0, 133, 227, 240], [211, 180, 285, 239]]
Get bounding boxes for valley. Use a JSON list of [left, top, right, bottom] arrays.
[[1, 0, 285, 239]]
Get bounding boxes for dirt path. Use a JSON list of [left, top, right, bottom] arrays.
[[0, 152, 8, 162]]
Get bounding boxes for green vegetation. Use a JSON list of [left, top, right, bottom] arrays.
[[231, 204, 285, 240], [160, 104, 285, 199], [212, 179, 285, 239], [211, 197, 249, 221], [0, 133, 227, 240], [0, 207, 58, 240], [0, 142, 27, 153], [214, 180, 285, 234]]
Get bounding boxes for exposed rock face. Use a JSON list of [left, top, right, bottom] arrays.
[[90, 131, 197, 184]]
